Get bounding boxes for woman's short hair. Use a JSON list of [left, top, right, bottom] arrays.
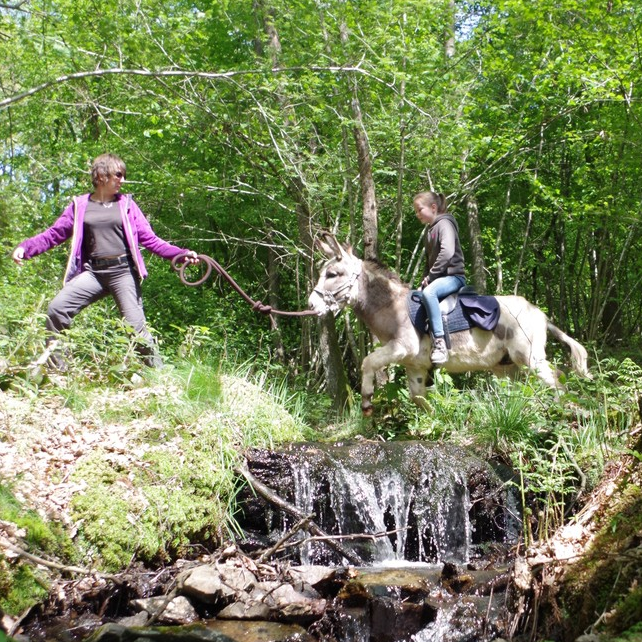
[[90, 154, 126, 187]]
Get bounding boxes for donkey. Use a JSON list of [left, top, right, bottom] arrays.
[[308, 232, 591, 415]]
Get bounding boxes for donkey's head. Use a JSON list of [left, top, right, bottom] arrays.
[[308, 231, 363, 316]]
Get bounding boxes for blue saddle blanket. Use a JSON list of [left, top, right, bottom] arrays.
[[407, 288, 500, 336]]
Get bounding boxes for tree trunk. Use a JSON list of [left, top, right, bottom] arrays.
[[343, 21, 382, 388], [445, 0, 456, 58], [462, 187, 487, 294], [351, 82, 378, 262], [395, 13, 408, 274], [267, 226, 285, 361], [318, 313, 349, 410]]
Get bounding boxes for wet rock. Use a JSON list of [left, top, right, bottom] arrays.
[[266, 583, 327, 624], [441, 561, 460, 581], [117, 611, 149, 627], [131, 595, 198, 624], [336, 580, 372, 607], [367, 595, 436, 642], [440, 562, 474, 594], [181, 564, 256, 605], [86, 621, 235, 641], [216, 581, 326, 625], [206, 620, 313, 642], [287, 565, 337, 591], [217, 601, 272, 620]]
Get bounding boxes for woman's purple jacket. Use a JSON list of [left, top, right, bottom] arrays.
[[18, 193, 189, 283]]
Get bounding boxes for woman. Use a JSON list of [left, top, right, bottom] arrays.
[[12, 153, 198, 369], [414, 190, 466, 365]]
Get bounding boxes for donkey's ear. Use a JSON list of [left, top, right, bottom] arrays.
[[315, 230, 343, 259]]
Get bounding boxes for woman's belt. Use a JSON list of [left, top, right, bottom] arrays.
[[89, 254, 131, 268]]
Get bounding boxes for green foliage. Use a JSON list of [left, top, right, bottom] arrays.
[[0, 484, 74, 560], [66, 359, 310, 570], [408, 370, 472, 441], [0, 561, 49, 617], [0, 484, 75, 616]]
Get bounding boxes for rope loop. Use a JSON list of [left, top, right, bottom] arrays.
[[171, 253, 213, 287], [172, 252, 318, 318]]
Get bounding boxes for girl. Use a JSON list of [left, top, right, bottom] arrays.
[[414, 191, 466, 365]]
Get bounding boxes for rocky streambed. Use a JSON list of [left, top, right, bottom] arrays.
[[16, 545, 513, 642]]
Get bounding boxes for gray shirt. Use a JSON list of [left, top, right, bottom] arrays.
[[82, 200, 129, 259], [424, 213, 465, 282]]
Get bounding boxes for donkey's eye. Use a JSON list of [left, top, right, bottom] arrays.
[[326, 270, 337, 279]]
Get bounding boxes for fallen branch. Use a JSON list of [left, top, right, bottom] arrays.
[[256, 515, 314, 563], [293, 527, 407, 544], [277, 527, 408, 554], [0, 535, 123, 584], [236, 464, 363, 566]]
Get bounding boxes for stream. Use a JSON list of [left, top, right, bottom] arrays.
[[22, 440, 520, 642]]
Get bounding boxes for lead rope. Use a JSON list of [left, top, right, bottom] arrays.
[[172, 252, 318, 318]]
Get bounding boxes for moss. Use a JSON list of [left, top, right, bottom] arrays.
[[559, 472, 642, 639], [606, 587, 642, 638], [610, 622, 642, 641], [69, 431, 239, 570], [0, 556, 49, 616], [0, 484, 77, 617], [0, 484, 74, 559]]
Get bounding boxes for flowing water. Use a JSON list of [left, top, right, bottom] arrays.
[[241, 440, 519, 565], [238, 440, 519, 642], [46, 441, 518, 642]]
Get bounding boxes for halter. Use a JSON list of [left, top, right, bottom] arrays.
[[313, 258, 362, 315]]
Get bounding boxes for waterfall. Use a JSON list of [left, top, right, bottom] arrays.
[[240, 440, 517, 566]]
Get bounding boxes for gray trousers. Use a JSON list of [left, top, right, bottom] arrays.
[[46, 262, 162, 367]]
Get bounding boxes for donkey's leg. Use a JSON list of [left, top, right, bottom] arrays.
[[406, 366, 429, 409], [511, 342, 563, 389], [531, 356, 564, 390], [361, 343, 409, 415], [504, 310, 564, 390]]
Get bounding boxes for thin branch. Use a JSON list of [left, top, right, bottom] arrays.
[[236, 463, 363, 566], [0, 535, 123, 584], [0, 0, 29, 10], [0, 65, 363, 110], [256, 515, 313, 563], [293, 527, 407, 545]]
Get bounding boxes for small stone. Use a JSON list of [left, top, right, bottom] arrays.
[[130, 595, 197, 624]]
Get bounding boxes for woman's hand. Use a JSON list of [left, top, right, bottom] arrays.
[[182, 250, 201, 265], [12, 246, 25, 266], [182, 250, 200, 265]]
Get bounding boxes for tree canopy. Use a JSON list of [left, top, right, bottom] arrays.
[[2, 0, 642, 396]]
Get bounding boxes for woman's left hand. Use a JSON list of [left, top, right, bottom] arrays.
[[182, 251, 200, 265]]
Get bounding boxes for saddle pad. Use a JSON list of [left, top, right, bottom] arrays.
[[407, 291, 471, 335], [406, 291, 500, 336]]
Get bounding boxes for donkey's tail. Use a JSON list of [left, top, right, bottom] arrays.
[[547, 321, 592, 379]]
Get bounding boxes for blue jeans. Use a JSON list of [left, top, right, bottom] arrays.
[[421, 275, 466, 338]]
